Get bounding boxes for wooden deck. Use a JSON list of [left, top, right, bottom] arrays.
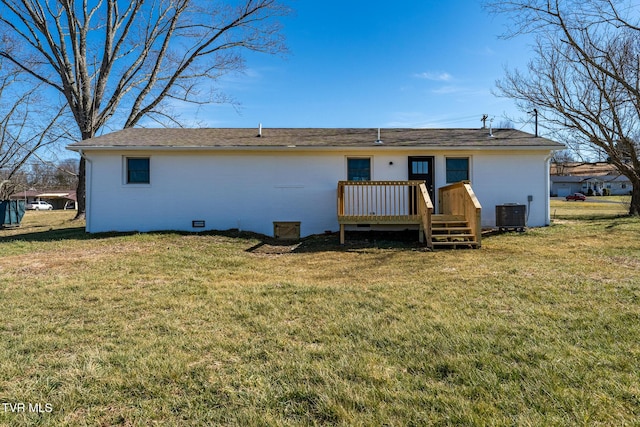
[[337, 180, 481, 249]]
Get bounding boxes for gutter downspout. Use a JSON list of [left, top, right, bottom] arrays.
[[545, 151, 554, 226], [78, 149, 92, 232]]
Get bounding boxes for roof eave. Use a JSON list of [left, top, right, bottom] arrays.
[[67, 144, 564, 152]]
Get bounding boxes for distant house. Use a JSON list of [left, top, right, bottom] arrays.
[[8, 190, 40, 205], [10, 190, 77, 210], [551, 162, 632, 196], [600, 176, 631, 195], [67, 127, 563, 246]]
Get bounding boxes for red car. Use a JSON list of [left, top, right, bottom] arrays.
[[565, 193, 586, 201]]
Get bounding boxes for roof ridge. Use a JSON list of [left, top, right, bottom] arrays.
[[67, 127, 564, 150]]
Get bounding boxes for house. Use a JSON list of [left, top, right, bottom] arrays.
[[10, 190, 77, 210], [67, 127, 563, 246], [35, 191, 77, 210], [550, 161, 616, 176], [598, 175, 631, 195], [550, 162, 632, 196], [550, 175, 586, 196], [8, 190, 40, 205]]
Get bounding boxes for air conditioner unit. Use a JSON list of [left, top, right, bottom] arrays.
[[496, 204, 526, 231]]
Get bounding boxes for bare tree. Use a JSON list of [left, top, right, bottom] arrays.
[[0, 0, 288, 218], [551, 149, 576, 176], [498, 119, 515, 129], [24, 158, 78, 189], [486, 0, 640, 214], [0, 54, 65, 199]]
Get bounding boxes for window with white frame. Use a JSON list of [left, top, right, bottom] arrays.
[[126, 157, 150, 184], [446, 157, 469, 183], [347, 157, 371, 181]]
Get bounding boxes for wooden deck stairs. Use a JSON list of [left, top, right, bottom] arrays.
[[337, 180, 482, 249], [431, 214, 480, 249]]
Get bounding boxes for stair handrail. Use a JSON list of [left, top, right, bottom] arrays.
[[438, 181, 482, 247], [418, 183, 433, 249]]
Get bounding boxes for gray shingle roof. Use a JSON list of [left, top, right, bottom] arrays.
[[552, 175, 630, 183], [67, 127, 564, 150], [550, 176, 587, 183]]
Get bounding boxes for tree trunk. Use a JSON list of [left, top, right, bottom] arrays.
[[629, 178, 640, 216], [74, 156, 86, 220], [74, 129, 93, 220]]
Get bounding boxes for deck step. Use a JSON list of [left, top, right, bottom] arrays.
[[431, 222, 469, 230], [430, 216, 479, 248], [432, 239, 479, 244], [432, 234, 475, 239], [432, 214, 465, 221], [432, 241, 480, 248], [432, 227, 473, 233]]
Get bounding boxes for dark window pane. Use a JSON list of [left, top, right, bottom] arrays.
[[446, 158, 469, 183], [127, 158, 150, 184], [348, 158, 371, 181]]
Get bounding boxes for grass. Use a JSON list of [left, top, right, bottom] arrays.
[[551, 195, 630, 219], [1, 210, 639, 425]]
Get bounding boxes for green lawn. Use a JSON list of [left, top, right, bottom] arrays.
[[551, 195, 630, 219], [1, 210, 639, 425]]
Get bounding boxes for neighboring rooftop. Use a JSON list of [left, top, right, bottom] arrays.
[[551, 162, 619, 176], [551, 175, 629, 183], [10, 190, 77, 201], [67, 127, 564, 150]]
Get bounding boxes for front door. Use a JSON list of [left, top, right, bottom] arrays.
[[408, 156, 434, 215], [408, 156, 434, 199]]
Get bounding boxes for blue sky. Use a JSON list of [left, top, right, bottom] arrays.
[[187, 0, 538, 132]]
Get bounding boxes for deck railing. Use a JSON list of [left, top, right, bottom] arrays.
[[417, 182, 433, 248], [438, 181, 482, 247], [337, 180, 433, 246]]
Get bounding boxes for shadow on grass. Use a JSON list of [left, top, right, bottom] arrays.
[[245, 230, 430, 254], [1, 225, 461, 253], [0, 226, 136, 243], [552, 214, 632, 221], [601, 216, 640, 230], [0, 226, 258, 244]]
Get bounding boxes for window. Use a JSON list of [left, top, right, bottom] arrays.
[[347, 158, 371, 181], [446, 158, 469, 183], [411, 160, 430, 175], [126, 157, 150, 184]]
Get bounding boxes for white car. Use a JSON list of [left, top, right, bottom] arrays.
[[27, 200, 53, 210]]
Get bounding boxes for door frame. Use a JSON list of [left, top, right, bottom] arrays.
[[408, 156, 435, 199]]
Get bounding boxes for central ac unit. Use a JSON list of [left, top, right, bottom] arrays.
[[496, 204, 526, 231]]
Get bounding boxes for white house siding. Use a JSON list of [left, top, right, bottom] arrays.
[[84, 148, 553, 235], [470, 152, 552, 228], [609, 181, 631, 195], [87, 151, 341, 235]]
